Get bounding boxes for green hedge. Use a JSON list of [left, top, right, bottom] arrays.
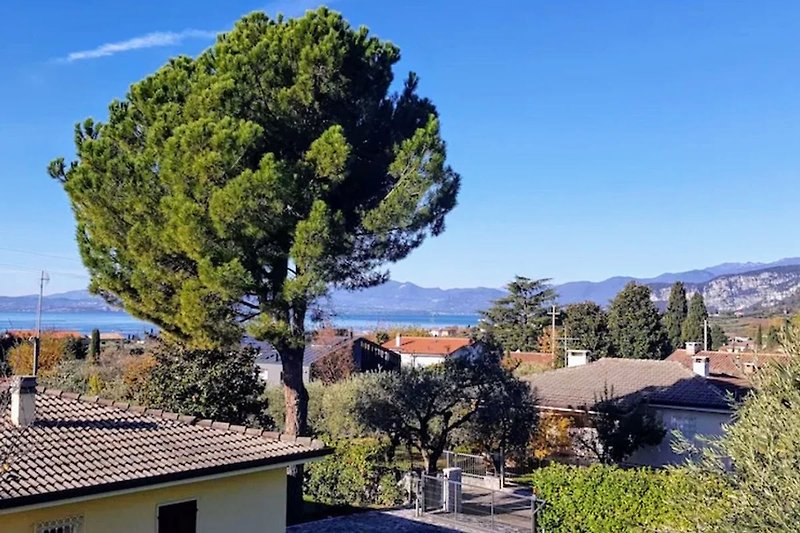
[[522, 464, 721, 533], [305, 437, 403, 508]]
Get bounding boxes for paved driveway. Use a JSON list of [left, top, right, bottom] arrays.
[[288, 508, 475, 532]]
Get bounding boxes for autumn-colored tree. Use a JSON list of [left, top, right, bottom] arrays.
[[8, 334, 67, 375], [310, 344, 355, 385], [536, 326, 564, 367], [531, 412, 574, 463], [122, 354, 157, 398]]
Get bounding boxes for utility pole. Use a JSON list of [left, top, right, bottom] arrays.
[[33, 271, 49, 376], [703, 319, 709, 352], [548, 305, 558, 358]]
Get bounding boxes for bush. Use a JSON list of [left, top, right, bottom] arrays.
[[266, 375, 370, 440], [8, 334, 67, 374], [140, 342, 270, 427], [522, 464, 718, 533], [305, 437, 403, 507]]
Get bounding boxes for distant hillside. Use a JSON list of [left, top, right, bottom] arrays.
[[2, 257, 800, 316], [326, 281, 505, 315], [0, 290, 117, 313], [649, 265, 800, 313], [558, 257, 800, 306]]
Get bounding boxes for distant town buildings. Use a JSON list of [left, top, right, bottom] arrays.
[[381, 334, 474, 368]]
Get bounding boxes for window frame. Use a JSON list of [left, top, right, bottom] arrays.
[[155, 497, 199, 533]]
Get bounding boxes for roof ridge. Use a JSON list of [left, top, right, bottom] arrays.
[[36, 386, 324, 449]]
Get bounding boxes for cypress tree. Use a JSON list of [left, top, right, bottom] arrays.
[[90, 328, 101, 363], [663, 282, 688, 352], [682, 293, 709, 345]]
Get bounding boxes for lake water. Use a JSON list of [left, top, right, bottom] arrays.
[[0, 311, 480, 336]]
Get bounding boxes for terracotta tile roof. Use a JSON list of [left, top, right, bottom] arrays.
[[523, 358, 731, 411], [666, 349, 789, 396], [0, 388, 330, 510], [380, 336, 472, 356]]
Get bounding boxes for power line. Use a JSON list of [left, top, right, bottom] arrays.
[[0, 247, 83, 263], [0, 262, 88, 280]]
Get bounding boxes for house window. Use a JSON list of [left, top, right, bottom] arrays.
[[158, 499, 197, 533], [35, 516, 83, 533]]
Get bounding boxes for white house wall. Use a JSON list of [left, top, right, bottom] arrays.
[[628, 406, 731, 466], [400, 353, 445, 368]]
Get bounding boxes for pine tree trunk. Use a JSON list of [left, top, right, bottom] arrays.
[[282, 345, 309, 525]]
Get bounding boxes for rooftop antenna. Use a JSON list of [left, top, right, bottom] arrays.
[[32, 270, 49, 376]]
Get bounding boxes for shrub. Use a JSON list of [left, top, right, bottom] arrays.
[[266, 376, 370, 440], [305, 437, 402, 507], [62, 337, 87, 360], [522, 463, 719, 533], [139, 342, 270, 427]]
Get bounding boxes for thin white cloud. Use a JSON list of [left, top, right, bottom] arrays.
[[63, 29, 218, 62]]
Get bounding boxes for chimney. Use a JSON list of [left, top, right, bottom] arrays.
[[692, 356, 710, 378], [567, 349, 590, 367], [11, 375, 36, 427], [395, 334, 401, 348], [685, 342, 701, 356]]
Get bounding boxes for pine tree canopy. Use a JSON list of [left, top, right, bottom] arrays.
[[48, 9, 460, 351], [480, 276, 556, 352]]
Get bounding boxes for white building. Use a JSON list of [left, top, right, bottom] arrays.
[[380, 334, 474, 368]]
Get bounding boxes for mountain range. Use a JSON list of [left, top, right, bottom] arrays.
[[2, 257, 800, 316]]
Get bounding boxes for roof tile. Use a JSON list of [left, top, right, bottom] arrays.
[[524, 358, 730, 411], [0, 388, 330, 510]]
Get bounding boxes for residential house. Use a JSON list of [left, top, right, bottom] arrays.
[[99, 332, 127, 349], [380, 335, 474, 367], [247, 335, 400, 387], [666, 342, 787, 400], [0, 376, 330, 533], [524, 353, 735, 467]]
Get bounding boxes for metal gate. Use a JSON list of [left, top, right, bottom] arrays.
[[415, 473, 545, 532], [445, 450, 504, 488]]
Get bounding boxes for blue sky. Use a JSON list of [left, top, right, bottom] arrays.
[[1, 1, 799, 295]]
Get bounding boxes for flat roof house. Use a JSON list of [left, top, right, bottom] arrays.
[[0, 376, 330, 533], [380, 335, 473, 368], [524, 357, 734, 467]]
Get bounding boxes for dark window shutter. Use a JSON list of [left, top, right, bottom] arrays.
[[158, 500, 197, 533]]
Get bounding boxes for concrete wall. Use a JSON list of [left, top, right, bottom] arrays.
[[628, 406, 731, 466], [0, 469, 287, 533]]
